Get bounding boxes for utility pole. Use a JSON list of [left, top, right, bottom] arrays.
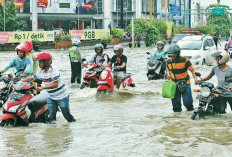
[[149, 0, 152, 21], [4, 0, 5, 31], [32, 0, 38, 31], [120, 0, 124, 29]]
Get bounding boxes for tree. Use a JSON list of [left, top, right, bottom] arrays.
[[0, 0, 23, 31], [206, 4, 231, 37]]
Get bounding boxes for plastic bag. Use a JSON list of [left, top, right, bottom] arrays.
[[162, 80, 176, 99]]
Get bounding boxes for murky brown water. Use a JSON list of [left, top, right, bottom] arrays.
[[1, 43, 232, 156]]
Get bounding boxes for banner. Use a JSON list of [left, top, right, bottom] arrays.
[[166, 21, 172, 38], [0, 31, 54, 43], [70, 29, 110, 40]]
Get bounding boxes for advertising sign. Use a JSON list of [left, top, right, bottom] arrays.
[[0, 31, 54, 43], [14, 0, 25, 8], [37, 0, 48, 8], [32, 0, 101, 14], [70, 29, 110, 41]]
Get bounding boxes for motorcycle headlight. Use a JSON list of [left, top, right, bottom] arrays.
[[147, 65, 156, 70], [100, 70, 108, 80], [7, 104, 21, 113], [200, 87, 211, 97]]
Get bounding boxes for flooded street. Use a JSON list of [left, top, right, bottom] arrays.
[[1, 43, 232, 156]]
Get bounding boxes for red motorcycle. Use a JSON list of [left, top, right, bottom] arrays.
[[97, 66, 135, 94], [0, 79, 49, 127], [97, 66, 114, 94]]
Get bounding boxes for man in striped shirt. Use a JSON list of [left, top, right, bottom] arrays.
[[22, 52, 76, 123], [167, 44, 197, 112]]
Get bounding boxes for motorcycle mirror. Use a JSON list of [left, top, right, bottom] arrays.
[[8, 73, 13, 78], [225, 77, 232, 82], [195, 72, 201, 77], [146, 52, 150, 55], [82, 58, 86, 62]]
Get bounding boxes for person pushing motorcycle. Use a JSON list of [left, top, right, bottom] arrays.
[[0, 42, 33, 79], [167, 44, 197, 112], [107, 44, 127, 89], [196, 51, 232, 114], [22, 52, 76, 124]]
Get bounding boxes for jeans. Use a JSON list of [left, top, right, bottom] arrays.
[[47, 95, 76, 123], [219, 96, 232, 114], [71, 62, 82, 84], [171, 85, 194, 112]]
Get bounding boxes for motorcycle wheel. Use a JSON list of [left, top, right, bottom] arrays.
[[80, 83, 88, 89], [0, 119, 15, 127], [190, 112, 198, 120]]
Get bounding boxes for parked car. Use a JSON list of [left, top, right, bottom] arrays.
[[171, 34, 190, 44], [177, 35, 217, 65]]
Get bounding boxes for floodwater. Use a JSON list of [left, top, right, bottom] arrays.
[[1, 43, 232, 156]]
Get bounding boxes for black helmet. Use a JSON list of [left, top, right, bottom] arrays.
[[167, 44, 181, 58], [94, 44, 103, 55]]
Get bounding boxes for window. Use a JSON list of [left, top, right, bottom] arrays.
[[116, 0, 132, 11], [142, 0, 156, 13]]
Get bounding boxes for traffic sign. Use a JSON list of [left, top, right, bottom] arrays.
[[170, 6, 181, 15], [212, 8, 225, 15]]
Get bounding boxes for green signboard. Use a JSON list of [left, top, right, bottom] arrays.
[[212, 8, 225, 15], [59, 3, 70, 8]]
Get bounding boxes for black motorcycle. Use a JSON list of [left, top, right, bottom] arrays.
[[191, 72, 232, 120], [146, 52, 166, 80]]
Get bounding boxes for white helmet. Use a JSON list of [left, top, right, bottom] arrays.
[[72, 39, 81, 47]]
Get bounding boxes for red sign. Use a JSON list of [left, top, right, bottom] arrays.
[[37, 0, 48, 8], [14, 0, 25, 8], [81, 3, 93, 9]]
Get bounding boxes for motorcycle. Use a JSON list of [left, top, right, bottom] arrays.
[[0, 71, 22, 108], [146, 52, 166, 80], [0, 79, 49, 127], [97, 64, 135, 95], [80, 58, 103, 89], [190, 72, 232, 120]]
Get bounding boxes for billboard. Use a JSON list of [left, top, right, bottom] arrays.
[[0, 31, 54, 43], [70, 29, 110, 41], [31, 0, 101, 14]]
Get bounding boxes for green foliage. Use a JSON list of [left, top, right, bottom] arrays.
[[32, 39, 41, 45], [173, 25, 188, 34], [206, 4, 231, 37], [126, 18, 167, 45], [0, 0, 23, 31], [101, 35, 113, 43], [111, 28, 124, 38], [195, 25, 216, 35], [55, 35, 71, 42]]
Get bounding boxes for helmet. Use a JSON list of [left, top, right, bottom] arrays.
[[72, 39, 81, 47], [15, 41, 32, 56], [35, 52, 52, 67], [114, 44, 124, 54], [24, 41, 33, 52], [167, 44, 181, 58], [212, 51, 230, 65], [156, 41, 165, 49], [94, 44, 103, 54]]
